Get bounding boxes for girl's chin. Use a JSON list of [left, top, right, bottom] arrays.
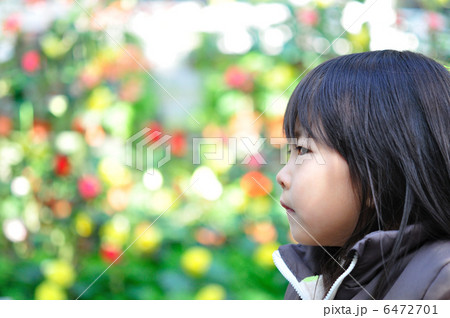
[[290, 229, 313, 245], [289, 227, 328, 246]]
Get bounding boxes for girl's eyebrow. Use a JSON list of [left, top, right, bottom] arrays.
[[294, 126, 308, 139]]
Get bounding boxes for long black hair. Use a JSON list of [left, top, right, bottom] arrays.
[[283, 50, 450, 299]]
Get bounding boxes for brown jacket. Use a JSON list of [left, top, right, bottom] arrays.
[[272, 224, 450, 300]]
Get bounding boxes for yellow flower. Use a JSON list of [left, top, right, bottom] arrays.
[[35, 281, 67, 300], [42, 259, 76, 288], [87, 86, 114, 110], [253, 242, 279, 268], [75, 213, 93, 237], [148, 188, 178, 214], [134, 222, 163, 253], [98, 158, 131, 187], [195, 284, 226, 300], [97, 47, 119, 64], [348, 24, 370, 51], [181, 247, 212, 277], [315, 0, 334, 8], [40, 33, 77, 59], [247, 196, 271, 216], [262, 65, 295, 90], [100, 215, 130, 247]]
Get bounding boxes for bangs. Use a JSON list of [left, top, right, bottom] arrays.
[[283, 64, 339, 150]]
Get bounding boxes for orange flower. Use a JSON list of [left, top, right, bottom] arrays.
[[240, 171, 273, 197], [265, 116, 284, 142], [245, 221, 277, 244], [52, 200, 72, 219], [195, 228, 226, 246], [31, 119, 51, 143], [0, 116, 13, 136], [107, 187, 129, 211], [84, 125, 105, 147], [119, 79, 142, 102]]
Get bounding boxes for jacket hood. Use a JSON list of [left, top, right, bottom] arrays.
[[273, 224, 430, 300]]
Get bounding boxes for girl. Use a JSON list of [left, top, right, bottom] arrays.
[[272, 50, 450, 300]]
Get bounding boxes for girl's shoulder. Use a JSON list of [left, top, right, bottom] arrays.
[[384, 239, 450, 300]]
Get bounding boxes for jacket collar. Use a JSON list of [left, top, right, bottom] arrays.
[[273, 224, 429, 299]]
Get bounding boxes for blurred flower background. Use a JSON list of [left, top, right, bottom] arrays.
[[0, 0, 448, 300]]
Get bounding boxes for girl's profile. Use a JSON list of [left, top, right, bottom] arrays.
[[272, 50, 450, 300]]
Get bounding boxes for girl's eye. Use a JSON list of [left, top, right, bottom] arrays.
[[288, 146, 311, 156], [297, 146, 310, 156]]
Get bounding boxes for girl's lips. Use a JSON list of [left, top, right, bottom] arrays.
[[280, 201, 295, 213]]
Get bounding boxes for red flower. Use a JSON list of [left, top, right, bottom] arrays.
[[427, 12, 444, 32], [224, 66, 253, 92], [21, 51, 41, 73], [170, 131, 187, 157], [54, 155, 71, 176], [78, 175, 102, 200], [100, 244, 122, 263], [144, 122, 164, 143], [297, 9, 319, 27], [3, 13, 21, 33]]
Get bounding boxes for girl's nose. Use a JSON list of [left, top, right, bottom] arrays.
[[276, 167, 290, 190]]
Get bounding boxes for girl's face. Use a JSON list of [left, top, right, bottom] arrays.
[[276, 133, 360, 247]]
